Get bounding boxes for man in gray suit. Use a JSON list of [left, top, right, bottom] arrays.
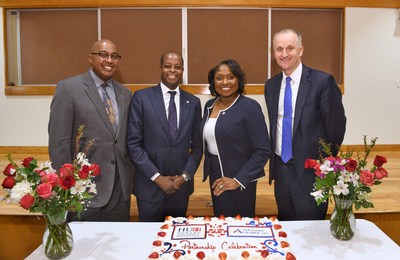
[[127, 51, 202, 222], [48, 39, 135, 222]]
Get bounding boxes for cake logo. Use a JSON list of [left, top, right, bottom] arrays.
[[172, 224, 207, 239], [227, 226, 274, 238]]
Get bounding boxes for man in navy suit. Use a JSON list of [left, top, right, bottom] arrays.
[[127, 51, 202, 222], [264, 29, 346, 220]]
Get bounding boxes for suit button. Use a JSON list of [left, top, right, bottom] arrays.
[[114, 140, 117, 144]]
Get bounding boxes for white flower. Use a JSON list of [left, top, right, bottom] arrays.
[[37, 161, 56, 174], [319, 160, 333, 174], [333, 180, 349, 196], [76, 152, 91, 166], [310, 189, 324, 199], [349, 172, 359, 186], [9, 180, 33, 202], [88, 182, 97, 194], [72, 180, 88, 195]]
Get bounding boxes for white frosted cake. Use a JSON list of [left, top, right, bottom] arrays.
[[148, 215, 296, 259]]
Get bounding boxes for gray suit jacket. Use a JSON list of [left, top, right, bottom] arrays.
[[48, 71, 135, 208]]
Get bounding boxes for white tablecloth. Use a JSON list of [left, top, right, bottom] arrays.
[[26, 219, 400, 259]]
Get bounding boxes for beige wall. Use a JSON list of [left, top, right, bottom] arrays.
[[0, 7, 399, 146]]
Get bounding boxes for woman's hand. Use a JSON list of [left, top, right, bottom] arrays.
[[212, 177, 241, 196]]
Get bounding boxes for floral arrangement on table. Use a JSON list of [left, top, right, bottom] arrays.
[[1, 125, 100, 259], [304, 135, 389, 240]]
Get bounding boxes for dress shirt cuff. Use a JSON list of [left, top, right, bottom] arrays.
[[151, 173, 160, 181], [234, 178, 246, 190]]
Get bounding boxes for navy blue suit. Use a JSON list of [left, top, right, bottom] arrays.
[[264, 64, 346, 220], [199, 95, 271, 217], [127, 84, 202, 221]]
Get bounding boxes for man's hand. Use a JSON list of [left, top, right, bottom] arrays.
[[170, 175, 185, 190], [154, 175, 179, 195]]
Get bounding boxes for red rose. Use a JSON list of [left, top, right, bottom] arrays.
[[59, 164, 75, 178], [3, 163, 16, 176], [314, 164, 324, 178], [60, 175, 76, 190], [36, 183, 53, 199], [41, 173, 59, 188], [374, 167, 388, 180], [78, 165, 90, 179], [22, 157, 34, 167], [345, 159, 357, 172], [373, 155, 387, 167], [360, 170, 374, 186], [89, 163, 100, 177], [20, 194, 35, 209], [304, 159, 318, 169], [1, 176, 16, 189]]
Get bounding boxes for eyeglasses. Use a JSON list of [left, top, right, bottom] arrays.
[[91, 51, 121, 60]]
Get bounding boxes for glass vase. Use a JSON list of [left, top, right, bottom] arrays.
[[42, 211, 73, 259], [330, 196, 356, 241]]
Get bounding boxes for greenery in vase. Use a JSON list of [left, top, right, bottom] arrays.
[[330, 197, 355, 240], [43, 211, 73, 259]]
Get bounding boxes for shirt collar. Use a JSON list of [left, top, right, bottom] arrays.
[[283, 63, 302, 85], [160, 82, 180, 96], [89, 69, 113, 88]]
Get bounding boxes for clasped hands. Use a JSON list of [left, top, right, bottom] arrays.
[[154, 175, 185, 195]]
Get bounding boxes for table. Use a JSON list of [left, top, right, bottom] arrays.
[[26, 219, 400, 259]]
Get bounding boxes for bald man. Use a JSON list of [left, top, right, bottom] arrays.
[[49, 39, 135, 222]]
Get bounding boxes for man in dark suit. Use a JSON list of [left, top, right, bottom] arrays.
[[127, 51, 202, 222], [264, 29, 346, 220], [48, 39, 135, 222]]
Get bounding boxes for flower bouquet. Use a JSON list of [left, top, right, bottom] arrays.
[[305, 136, 388, 240], [1, 125, 100, 259]]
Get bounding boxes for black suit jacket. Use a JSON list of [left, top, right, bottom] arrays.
[[265, 65, 346, 193], [127, 84, 202, 202]]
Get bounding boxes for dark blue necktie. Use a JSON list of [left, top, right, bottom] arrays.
[[168, 91, 177, 139], [281, 77, 292, 163]]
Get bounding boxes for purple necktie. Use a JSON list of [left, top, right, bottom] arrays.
[[168, 91, 177, 139], [281, 77, 292, 163]]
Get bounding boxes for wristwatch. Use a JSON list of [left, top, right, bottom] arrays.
[[181, 172, 190, 182]]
